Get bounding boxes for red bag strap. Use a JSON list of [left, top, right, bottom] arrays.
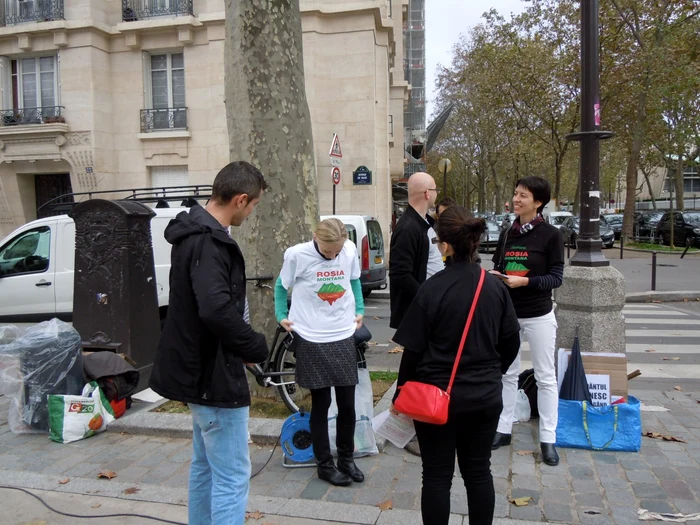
[[446, 268, 486, 395]]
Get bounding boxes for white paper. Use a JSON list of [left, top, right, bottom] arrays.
[[587, 374, 611, 406], [372, 410, 416, 449], [588, 191, 601, 198], [132, 388, 164, 403]]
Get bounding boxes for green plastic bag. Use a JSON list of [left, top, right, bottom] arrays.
[[49, 381, 115, 443]]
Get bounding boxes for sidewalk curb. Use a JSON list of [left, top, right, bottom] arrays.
[[375, 288, 700, 303], [109, 379, 399, 447]]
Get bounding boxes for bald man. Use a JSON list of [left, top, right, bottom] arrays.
[[389, 172, 443, 329]]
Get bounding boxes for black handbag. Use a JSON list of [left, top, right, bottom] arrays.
[[518, 368, 539, 418]]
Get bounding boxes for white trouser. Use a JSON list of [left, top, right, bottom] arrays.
[[497, 310, 558, 444]]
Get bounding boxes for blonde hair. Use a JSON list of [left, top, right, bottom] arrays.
[[315, 218, 348, 244]]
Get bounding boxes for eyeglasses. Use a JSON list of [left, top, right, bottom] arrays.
[[431, 237, 441, 244]]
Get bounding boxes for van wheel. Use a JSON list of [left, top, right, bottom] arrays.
[[362, 289, 372, 299]]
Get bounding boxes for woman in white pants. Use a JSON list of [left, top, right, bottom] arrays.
[[490, 176, 564, 466]]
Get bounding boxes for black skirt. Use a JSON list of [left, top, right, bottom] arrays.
[[294, 335, 358, 389]]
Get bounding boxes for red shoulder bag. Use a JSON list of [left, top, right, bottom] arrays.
[[394, 269, 486, 425]]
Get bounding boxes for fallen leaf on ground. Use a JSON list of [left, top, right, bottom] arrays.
[[368, 342, 378, 346], [123, 487, 140, 494], [643, 431, 687, 443], [674, 386, 682, 391], [378, 500, 393, 511], [645, 349, 656, 353], [651, 300, 662, 303], [245, 511, 264, 520], [97, 470, 117, 480], [372, 316, 381, 320], [57, 478, 70, 484], [90, 504, 101, 509], [388, 347, 403, 354], [516, 450, 534, 456], [662, 357, 680, 361], [509, 496, 532, 507]]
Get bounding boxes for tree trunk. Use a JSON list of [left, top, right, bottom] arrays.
[[622, 89, 648, 241], [224, 0, 318, 343], [675, 154, 685, 212], [641, 167, 657, 210]]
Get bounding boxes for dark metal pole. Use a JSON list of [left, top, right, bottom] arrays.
[[567, 0, 613, 267], [620, 234, 624, 260], [681, 238, 693, 259], [651, 251, 657, 291]]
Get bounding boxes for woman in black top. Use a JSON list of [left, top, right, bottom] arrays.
[[392, 206, 520, 525], [491, 176, 565, 467]]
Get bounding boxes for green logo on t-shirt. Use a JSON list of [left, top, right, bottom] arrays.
[[316, 283, 346, 305], [504, 261, 530, 276]]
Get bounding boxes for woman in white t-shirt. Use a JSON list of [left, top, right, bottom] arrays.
[[274, 218, 365, 487]]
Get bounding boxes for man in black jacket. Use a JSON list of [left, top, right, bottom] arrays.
[[150, 161, 268, 525], [389, 171, 441, 329]]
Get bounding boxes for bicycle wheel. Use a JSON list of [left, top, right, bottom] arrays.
[[274, 334, 312, 413]]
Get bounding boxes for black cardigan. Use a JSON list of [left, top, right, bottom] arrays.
[[389, 205, 434, 329]]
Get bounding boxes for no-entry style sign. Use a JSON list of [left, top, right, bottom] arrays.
[[331, 166, 341, 185]]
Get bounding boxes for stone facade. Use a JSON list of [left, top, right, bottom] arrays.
[[0, 0, 409, 239]]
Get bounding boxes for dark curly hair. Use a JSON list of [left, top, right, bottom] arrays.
[[435, 206, 485, 263]]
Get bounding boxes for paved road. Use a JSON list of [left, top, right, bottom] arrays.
[[365, 298, 700, 393]]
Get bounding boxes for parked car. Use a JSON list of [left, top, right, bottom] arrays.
[[479, 220, 501, 253], [559, 216, 615, 249], [0, 208, 180, 324], [654, 211, 700, 247], [320, 215, 387, 298], [543, 211, 573, 231], [633, 211, 664, 242], [601, 213, 623, 239]]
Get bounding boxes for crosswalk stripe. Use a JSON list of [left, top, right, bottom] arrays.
[[626, 329, 700, 337], [622, 304, 662, 309], [625, 318, 700, 325], [623, 310, 689, 316], [627, 343, 700, 354]]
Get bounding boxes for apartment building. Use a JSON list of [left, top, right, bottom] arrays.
[[0, 0, 410, 239]]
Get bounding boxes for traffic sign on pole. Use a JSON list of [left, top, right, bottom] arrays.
[[331, 166, 341, 185], [329, 133, 342, 158]]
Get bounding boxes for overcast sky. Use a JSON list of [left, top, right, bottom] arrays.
[[425, 0, 527, 119]]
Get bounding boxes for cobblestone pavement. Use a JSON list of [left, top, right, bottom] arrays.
[[1, 388, 699, 524]]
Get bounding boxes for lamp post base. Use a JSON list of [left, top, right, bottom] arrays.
[[570, 238, 610, 267]]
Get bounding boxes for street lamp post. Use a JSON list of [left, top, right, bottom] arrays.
[[438, 158, 452, 197], [566, 0, 614, 267]]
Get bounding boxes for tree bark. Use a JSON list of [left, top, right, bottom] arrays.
[[224, 0, 318, 342], [622, 89, 648, 241], [640, 166, 657, 210], [675, 154, 685, 212]]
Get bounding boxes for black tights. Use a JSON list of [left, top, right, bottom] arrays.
[[414, 408, 500, 525], [309, 385, 356, 463]]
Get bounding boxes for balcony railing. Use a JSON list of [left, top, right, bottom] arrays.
[[140, 107, 187, 132], [4, 0, 64, 25], [122, 0, 193, 21], [0, 106, 65, 126]]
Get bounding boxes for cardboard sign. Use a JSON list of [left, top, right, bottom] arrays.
[[586, 374, 610, 407], [558, 349, 628, 401]]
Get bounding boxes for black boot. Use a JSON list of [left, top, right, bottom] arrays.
[[540, 443, 559, 466], [337, 456, 364, 483], [491, 432, 512, 450], [317, 458, 353, 486]]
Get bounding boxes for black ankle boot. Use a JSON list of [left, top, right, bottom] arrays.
[[338, 457, 364, 483], [540, 443, 559, 466], [317, 460, 352, 486], [491, 432, 512, 450]]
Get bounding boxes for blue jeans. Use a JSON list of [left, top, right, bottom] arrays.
[[188, 404, 251, 525]]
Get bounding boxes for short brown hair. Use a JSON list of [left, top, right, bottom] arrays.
[[212, 161, 268, 204]]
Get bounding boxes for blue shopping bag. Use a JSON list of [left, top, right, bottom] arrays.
[[556, 396, 641, 452]]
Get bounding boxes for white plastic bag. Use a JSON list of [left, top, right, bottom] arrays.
[[328, 368, 379, 457], [48, 382, 115, 443], [514, 389, 531, 422]]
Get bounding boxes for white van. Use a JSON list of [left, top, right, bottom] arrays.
[[0, 207, 182, 324], [320, 215, 387, 298], [544, 211, 573, 230]]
